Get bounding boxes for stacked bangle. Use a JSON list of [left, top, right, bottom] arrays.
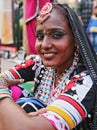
[[0, 88, 11, 99], [0, 77, 11, 99], [0, 77, 8, 88]]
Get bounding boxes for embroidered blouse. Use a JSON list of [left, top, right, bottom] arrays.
[[2, 55, 95, 130]]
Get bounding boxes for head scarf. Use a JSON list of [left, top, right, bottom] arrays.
[[37, 3, 97, 129], [56, 3, 97, 129], [57, 4, 97, 85]]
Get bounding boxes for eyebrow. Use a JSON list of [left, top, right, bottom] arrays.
[[36, 28, 66, 33]]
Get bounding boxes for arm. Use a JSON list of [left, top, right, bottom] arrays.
[[42, 73, 95, 129], [2, 55, 40, 82], [0, 98, 55, 130], [0, 55, 42, 86], [0, 77, 55, 130], [2, 59, 35, 82], [0, 72, 95, 130]]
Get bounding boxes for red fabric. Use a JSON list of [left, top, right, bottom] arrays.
[[25, 0, 37, 20], [25, 0, 52, 54], [26, 20, 37, 54], [25, 0, 52, 20]]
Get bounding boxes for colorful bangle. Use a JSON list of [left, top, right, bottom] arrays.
[[0, 94, 11, 99], [0, 77, 8, 88], [47, 105, 75, 129], [0, 88, 11, 99], [58, 95, 86, 119], [0, 88, 10, 93]]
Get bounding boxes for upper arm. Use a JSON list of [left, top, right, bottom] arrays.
[[3, 55, 42, 82], [42, 73, 95, 129]]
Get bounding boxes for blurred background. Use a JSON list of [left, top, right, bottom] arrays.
[[0, 0, 97, 72]]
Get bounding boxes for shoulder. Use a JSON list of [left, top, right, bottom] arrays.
[[73, 71, 93, 85], [26, 55, 42, 65], [66, 71, 93, 93], [64, 71, 93, 102]]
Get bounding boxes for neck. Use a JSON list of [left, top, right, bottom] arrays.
[[55, 58, 73, 77]]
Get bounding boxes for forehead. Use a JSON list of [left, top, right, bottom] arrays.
[[36, 8, 69, 30]]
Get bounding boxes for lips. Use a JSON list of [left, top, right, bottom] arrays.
[[42, 52, 57, 59]]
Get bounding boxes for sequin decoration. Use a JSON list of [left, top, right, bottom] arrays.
[[37, 2, 53, 24]]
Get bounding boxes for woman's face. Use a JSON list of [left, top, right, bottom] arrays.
[[35, 8, 76, 69]]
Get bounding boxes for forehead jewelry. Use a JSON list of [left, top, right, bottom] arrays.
[[37, 2, 53, 24]]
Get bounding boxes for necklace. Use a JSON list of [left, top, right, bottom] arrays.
[[35, 46, 79, 105], [54, 68, 67, 82]]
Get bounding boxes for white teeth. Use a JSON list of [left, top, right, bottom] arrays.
[[44, 53, 54, 56]]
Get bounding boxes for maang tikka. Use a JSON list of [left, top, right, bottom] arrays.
[[37, 2, 53, 24]]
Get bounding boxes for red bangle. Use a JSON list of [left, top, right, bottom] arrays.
[[58, 95, 86, 119]]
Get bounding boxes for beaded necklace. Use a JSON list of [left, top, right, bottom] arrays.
[[35, 47, 79, 105]]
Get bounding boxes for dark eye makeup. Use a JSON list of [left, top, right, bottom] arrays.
[[36, 28, 66, 41]]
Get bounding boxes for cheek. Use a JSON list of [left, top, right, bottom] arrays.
[[59, 40, 74, 57], [66, 44, 74, 56], [56, 39, 73, 52], [35, 41, 41, 52]]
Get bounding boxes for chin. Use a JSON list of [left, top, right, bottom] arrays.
[[43, 63, 55, 68]]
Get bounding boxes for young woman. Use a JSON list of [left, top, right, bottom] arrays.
[[0, 2, 97, 130]]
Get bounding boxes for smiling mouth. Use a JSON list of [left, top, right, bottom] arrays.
[[42, 53, 57, 59]]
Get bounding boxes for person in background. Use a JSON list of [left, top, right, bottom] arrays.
[[76, 0, 93, 30], [86, 6, 97, 53], [0, 2, 97, 130], [25, 0, 53, 54]]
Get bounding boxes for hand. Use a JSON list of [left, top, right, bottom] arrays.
[[28, 108, 47, 117], [2, 77, 24, 87]]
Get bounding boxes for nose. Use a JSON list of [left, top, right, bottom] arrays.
[[41, 35, 52, 49]]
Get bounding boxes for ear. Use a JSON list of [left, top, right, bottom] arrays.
[[74, 39, 78, 47], [74, 40, 79, 52]]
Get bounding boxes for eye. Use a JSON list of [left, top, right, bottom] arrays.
[[50, 31, 65, 39], [36, 32, 44, 41]]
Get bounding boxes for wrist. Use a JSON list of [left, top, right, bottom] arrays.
[[0, 76, 10, 99], [0, 88, 11, 100], [0, 77, 8, 88]]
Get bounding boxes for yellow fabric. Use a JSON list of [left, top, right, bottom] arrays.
[[47, 105, 75, 129], [0, 73, 5, 78], [90, 27, 97, 32]]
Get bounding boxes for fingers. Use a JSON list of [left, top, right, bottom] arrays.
[[38, 108, 47, 114], [4, 77, 24, 87], [28, 108, 47, 117], [28, 111, 39, 117]]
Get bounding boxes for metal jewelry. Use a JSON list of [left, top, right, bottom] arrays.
[[37, 2, 53, 24]]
